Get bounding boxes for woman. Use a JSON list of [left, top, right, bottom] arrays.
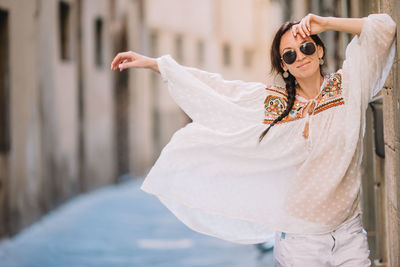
[[111, 13, 396, 266]]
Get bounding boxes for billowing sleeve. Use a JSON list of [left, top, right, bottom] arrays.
[[156, 54, 267, 133], [341, 13, 396, 111], [183, 65, 268, 108]]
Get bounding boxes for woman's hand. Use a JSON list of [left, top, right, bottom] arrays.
[[293, 13, 365, 37], [292, 13, 329, 38], [110, 51, 159, 73]]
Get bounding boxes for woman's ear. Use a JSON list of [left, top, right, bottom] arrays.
[[281, 61, 287, 72], [317, 45, 324, 59]]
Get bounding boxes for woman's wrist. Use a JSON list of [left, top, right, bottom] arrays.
[[323, 16, 335, 31], [147, 58, 160, 73]]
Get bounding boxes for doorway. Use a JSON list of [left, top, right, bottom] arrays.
[[113, 21, 130, 181]]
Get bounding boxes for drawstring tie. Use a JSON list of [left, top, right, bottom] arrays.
[[300, 73, 328, 140], [302, 99, 316, 139]]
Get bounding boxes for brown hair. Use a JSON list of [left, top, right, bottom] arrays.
[[258, 21, 326, 143]]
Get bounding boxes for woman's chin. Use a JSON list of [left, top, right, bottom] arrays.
[[293, 67, 319, 79]]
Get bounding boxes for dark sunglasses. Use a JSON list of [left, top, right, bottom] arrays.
[[281, 42, 316, 65]]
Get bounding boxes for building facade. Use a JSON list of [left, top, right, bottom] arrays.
[[0, 0, 117, 237]]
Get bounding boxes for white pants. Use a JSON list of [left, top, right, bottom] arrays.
[[273, 213, 371, 266]]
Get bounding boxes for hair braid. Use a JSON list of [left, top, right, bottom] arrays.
[[258, 74, 297, 143]]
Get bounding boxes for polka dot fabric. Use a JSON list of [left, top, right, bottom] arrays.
[[141, 14, 396, 244]]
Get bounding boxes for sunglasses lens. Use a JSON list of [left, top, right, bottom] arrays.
[[282, 50, 296, 64], [300, 42, 316, 55]]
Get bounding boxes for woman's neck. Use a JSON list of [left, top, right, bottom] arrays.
[[295, 72, 324, 100]]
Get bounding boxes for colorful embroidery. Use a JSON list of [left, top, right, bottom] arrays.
[[264, 95, 286, 120], [314, 73, 344, 114], [263, 73, 344, 124]]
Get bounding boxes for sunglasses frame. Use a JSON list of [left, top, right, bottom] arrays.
[[281, 41, 317, 65]]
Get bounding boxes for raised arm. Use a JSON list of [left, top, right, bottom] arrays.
[[111, 51, 267, 109], [111, 52, 267, 131], [156, 54, 269, 114], [290, 13, 365, 38], [343, 14, 396, 105], [324, 17, 364, 36]]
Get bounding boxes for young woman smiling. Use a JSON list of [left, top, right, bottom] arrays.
[[112, 13, 396, 266]]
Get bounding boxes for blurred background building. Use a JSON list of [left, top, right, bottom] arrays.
[[0, 0, 399, 266]]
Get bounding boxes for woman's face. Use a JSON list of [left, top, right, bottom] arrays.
[[279, 29, 323, 79]]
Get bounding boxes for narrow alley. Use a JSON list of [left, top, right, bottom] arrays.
[[0, 178, 274, 267]]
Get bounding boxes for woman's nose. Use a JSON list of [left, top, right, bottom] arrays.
[[296, 49, 306, 61]]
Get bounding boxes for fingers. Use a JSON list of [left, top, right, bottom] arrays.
[[297, 21, 305, 38], [300, 21, 309, 37], [299, 18, 310, 38], [118, 61, 138, 71], [292, 15, 312, 38], [291, 24, 297, 37], [305, 15, 311, 32], [117, 59, 129, 71], [110, 51, 134, 70], [293, 23, 306, 38], [292, 22, 307, 38]]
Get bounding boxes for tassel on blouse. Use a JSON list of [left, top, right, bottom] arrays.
[[303, 121, 309, 138], [302, 101, 316, 139]]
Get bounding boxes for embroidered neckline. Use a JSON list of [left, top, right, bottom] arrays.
[[263, 72, 344, 125]]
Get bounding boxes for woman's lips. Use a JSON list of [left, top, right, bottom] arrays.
[[297, 61, 310, 68]]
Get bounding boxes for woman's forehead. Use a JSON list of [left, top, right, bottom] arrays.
[[280, 31, 313, 53]]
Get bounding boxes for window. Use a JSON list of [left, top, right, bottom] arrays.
[[95, 18, 103, 67], [150, 31, 158, 58], [151, 71, 161, 156], [243, 48, 254, 68], [150, 30, 161, 155], [283, 0, 293, 21], [222, 43, 231, 67], [0, 9, 10, 153], [175, 35, 183, 63], [197, 40, 204, 66], [59, 1, 71, 60]]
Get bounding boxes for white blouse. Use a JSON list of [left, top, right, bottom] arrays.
[[140, 13, 396, 244]]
